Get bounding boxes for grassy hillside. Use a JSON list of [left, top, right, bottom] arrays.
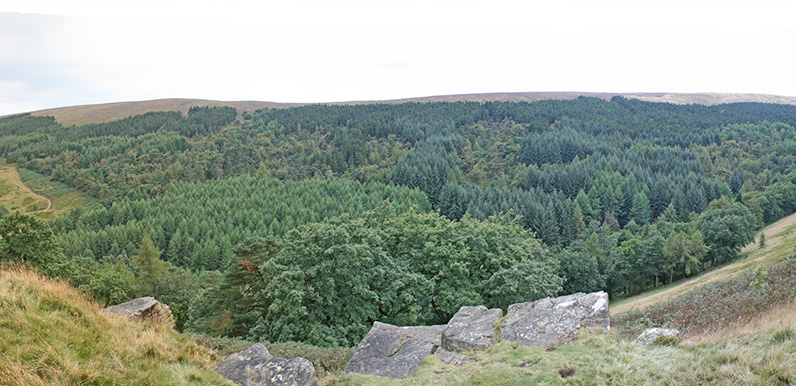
[[612, 211, 796, 315], [15, 166, 99, 219], [0, 163, 98, 220], [0, 165, 51, 214], [0, 265, 231, 386]]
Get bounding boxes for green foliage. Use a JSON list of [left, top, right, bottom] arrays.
[[204, 205, 561, 347], [699, 198, 757, 264], [133, 234, 168, 296], [54, 176, 429, 271], [88, 262, 136, 306], [0, 212, 66, 276], [7, 98, 796, 347], [156, 267, 202, 331], [559, 249, 604, 294]]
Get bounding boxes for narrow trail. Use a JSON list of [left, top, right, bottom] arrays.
[[611, 211, 796, 315], [31, 193, 53, 212]]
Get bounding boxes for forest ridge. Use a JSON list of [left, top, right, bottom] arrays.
[[1, 96, 796, 348], [17, 91, 796, 127]]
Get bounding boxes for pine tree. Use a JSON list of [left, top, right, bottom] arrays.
[[133, 234, 168, 296]]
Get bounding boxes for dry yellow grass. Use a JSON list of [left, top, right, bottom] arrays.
[[29, 98, 302, 126], [0, 265, 232, 386], [694, 300, 796, 344]]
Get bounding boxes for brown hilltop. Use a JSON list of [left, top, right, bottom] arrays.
[[28, 98, 302, 126], [23, 92, 796, 126]]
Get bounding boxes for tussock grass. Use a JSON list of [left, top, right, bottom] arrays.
[[0, 265, 231, 386], [330, 318, 796, 386], [615, 259, 796, 339]]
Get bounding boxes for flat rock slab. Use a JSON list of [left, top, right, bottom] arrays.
[[502, 291, 610, 347], [102, 296, 174, 327], [442, 305, 502, 351], [435, 347, 476, 366], [633, 328, 680, 345], [214, 343, 317, 386], [346, 322, 445, 379]]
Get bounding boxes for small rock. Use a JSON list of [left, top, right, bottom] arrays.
[[442, 306, 502, 351], [502, 291, 610, 347], [633, 328, 680, 345], [346, 322, 445, 379], [213, 343, 317, 386], [435, 347, 476, 366], [102, 297, 174, 328], [256, 357, 316, 386]]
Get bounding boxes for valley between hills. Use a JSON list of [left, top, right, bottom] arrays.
[[2, 92, 796, 385]]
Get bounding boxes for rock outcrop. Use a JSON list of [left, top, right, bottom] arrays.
[[442, 305, 502, 352], [213, 343, 317, 386], [435, 347, 476, 366], [633, 328, 680, 345], [101, 297, 174, 327], [345, 322, 445, 379], [346, 291, 611, 379], [501, 291, 610, 347]]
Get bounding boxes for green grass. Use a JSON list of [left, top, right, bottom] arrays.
[[328, 322, 796, 386], [16, 166, 99, 219], [0, 180, 12, 197], [0, 265, 232, 386]]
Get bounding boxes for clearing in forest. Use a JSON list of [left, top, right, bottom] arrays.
[[611, 211, 796, 315], [0, 165, 52, 214]]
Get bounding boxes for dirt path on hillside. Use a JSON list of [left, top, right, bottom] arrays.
[[611, 211, 796, 315], [0, 166, 53, 214], [30, 193, 53, 212]]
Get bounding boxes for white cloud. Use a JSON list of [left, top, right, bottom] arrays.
[[1, 0, 796, 115]]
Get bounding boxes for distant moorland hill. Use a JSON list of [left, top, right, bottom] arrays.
[[20, 92, 796, 126]]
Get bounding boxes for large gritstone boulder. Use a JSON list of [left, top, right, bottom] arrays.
[[501, 291, 610, 347], [102, 297, 174, 328], [346, 322, 445, 379], [633, 328, 680, 345], [442, 305, 502, 352], [213, 343, 317, 386]]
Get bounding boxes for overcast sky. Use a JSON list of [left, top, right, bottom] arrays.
[[1, 0, 795, 115]]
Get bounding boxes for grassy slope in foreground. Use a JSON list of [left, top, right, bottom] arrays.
[[0, 266, 231, 386], [612, 211, 796, 315]]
